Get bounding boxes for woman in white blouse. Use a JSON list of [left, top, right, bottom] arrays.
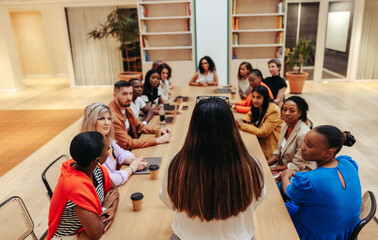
[[160, 97, 265, 240], [189, 56, 219, 86]]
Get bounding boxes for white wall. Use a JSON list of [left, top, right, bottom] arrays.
[[195, 0, 228, 85], [0, 7, 23, 90]]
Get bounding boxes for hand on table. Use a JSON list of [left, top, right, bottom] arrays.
[[280, 169, 295, 181], [130, 157, 148, 171], [156, 132, 171, 144], [103, 189, 119, 208], [235, 118, 244, 128], [199, 82, 208, 87], [100, 207, 116, 232]]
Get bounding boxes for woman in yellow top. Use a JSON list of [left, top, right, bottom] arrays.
[[236, 85, 283, 159]]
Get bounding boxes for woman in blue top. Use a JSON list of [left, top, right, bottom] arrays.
[[281, 125, 361, 240]]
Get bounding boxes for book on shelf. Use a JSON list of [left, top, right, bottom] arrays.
[[235, 18, 239, 30], [144, 38, 150, 48], [187, 3, 191, 16], [232, 49, 237, 59], [277, 16, 283, 29], [233, 0, 236, 15], [139, 5, 145, 17], [233, 33, 239, 45], [278, 1, 286, 13], [277, 2, 282, 13], [143, 22, 147, 33], [145, 51, 149, 62], [232, 17, 235, 30], [142, 36, 149, 48], [141, 21, 147, 33], [185, 19, 190, 31], [276, 47, 282, 58], [276, 32, 284, 44]]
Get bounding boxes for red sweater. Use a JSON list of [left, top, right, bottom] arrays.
[[47, 159, 111, 239], [235, 82, 274, 114]]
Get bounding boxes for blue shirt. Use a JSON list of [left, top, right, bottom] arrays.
[[286, 155, 361, 240]]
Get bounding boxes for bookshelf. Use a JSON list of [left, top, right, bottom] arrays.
[[137, 0, 195, 85], [230, 0, 287, 85]]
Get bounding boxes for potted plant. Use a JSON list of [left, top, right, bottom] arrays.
[[285, 37, 315, 93], [88, 7, 143, 81]]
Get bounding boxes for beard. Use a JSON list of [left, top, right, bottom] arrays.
[[119, 102, 130, 108]]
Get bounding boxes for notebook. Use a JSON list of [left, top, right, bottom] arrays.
[[134, 157, 162, 175]]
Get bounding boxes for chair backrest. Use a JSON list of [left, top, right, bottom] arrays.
[[0, 196, 37, 240], [41, 155, 70, 199], [349, 191, 377, 240]]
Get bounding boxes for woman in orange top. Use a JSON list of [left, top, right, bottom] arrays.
[[48, 132, 119, 240], [234, 69, 274, 114]]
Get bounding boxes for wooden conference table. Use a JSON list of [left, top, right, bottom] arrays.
[[79, 86, 299, 240]]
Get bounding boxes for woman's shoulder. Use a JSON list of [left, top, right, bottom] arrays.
[[267, 102, 281, 114], [296, 120, 310, 134], [292, 172, 313, 188], [336, 155, 359, 171]]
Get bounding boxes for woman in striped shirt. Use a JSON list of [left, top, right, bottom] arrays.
[[47, 132, 119, 240]]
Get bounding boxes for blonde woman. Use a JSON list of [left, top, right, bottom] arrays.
[[81, 103, 147, 186]]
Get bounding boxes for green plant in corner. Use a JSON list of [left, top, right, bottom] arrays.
[[285, 37, 315, 74], [88, 7, 139, 70]]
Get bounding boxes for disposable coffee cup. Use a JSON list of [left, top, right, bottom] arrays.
[[130, 192, 144, 211], [149, 164, 160, 180], [231, 91, 236, 100], [154, 126, 161, 137]]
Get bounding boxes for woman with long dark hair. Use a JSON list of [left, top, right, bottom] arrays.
[[281, 125, 361, 240], [236, 85, 282, 159], [160, 98, 265, 240], [141, 69, 176, 115]]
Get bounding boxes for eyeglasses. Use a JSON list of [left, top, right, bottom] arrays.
[[196, 96, 230, 104]]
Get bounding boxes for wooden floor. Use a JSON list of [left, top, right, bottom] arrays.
[[0, 109, 83, 176], [0, 78, 377, 239]]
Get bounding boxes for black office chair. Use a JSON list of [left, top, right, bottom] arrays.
[[349, 191, 377, 240], [41, 155, 69, 199]]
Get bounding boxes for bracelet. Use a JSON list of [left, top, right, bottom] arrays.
[[128, 166, 135, 174]]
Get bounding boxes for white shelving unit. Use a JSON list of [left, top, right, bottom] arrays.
[[137, 0, 195, 85], [229, 0, 287, 84]]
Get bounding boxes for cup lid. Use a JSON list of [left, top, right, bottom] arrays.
[[130, 192, 144, 200], [148, 164, 159, 171]]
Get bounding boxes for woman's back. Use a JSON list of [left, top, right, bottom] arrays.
[[160, 98, 265, 240], [287, 156, 361, 239]]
